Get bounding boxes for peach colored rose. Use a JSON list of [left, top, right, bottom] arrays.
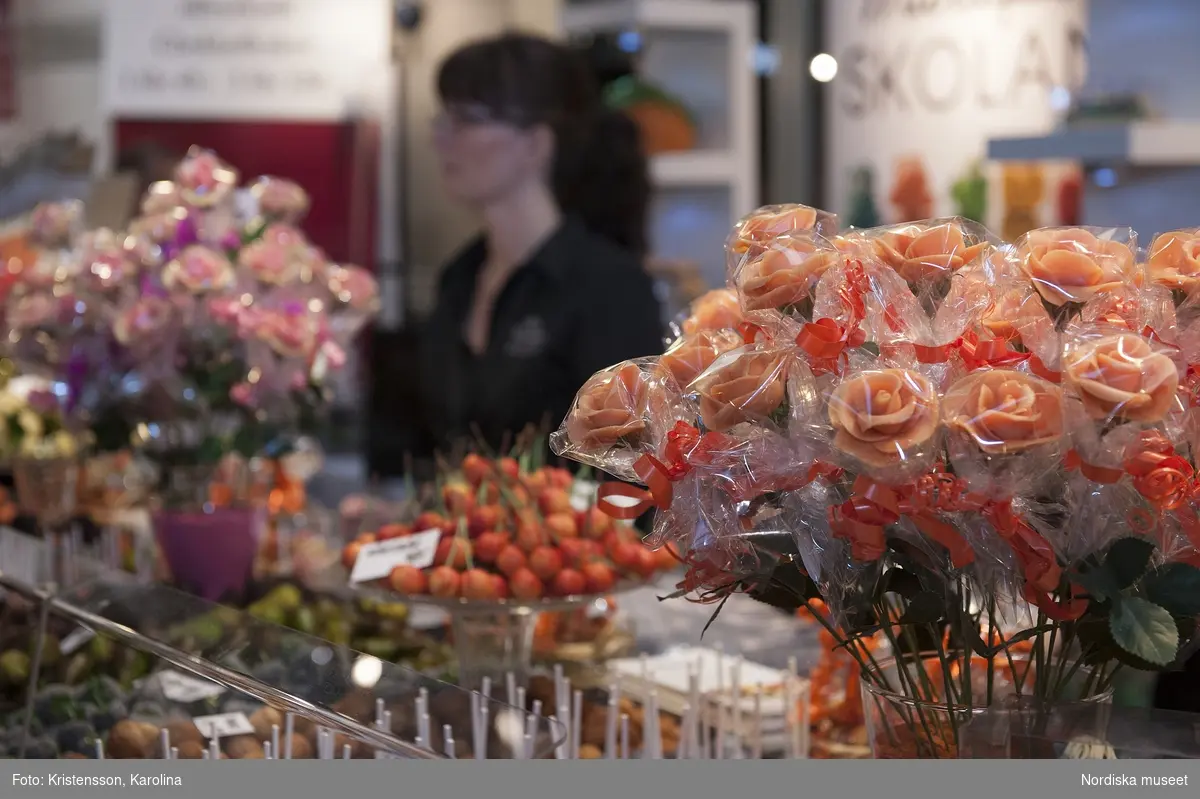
[[565, 363, 648, 447], [874, 222, 988, 283], [1147, 229, 1200, 294], [737, 236, 841, 312], [944, 370, 1064, 455], [697, 351, 788, 432], [828, 369, 939, 467], [681, 289, 743, 334], [163, 245, 235, 294], [327, 264, 380, 312], [659, 329, 741, 389], [1018, 228, 1134, 307], [1064, 333, 1179, 423], [980, 288, 1032, 341], [730, 205, 820, 254]]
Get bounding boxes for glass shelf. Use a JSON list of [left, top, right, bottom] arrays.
[[0, 528, 566, 759]]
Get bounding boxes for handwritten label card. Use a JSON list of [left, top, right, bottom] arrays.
[[349, 529, 441, 583], [158, 669, 226, 703], [60, 626, 96, 656], [569, 480, 598, 513], [193, 712, 255, 740]]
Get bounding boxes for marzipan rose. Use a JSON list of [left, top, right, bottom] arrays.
[[944, 370, 1064, 455], [980, 287, 1032, 341], [659, 330, 741, 389], [1147, 229, 1200, 294], [873, 222, 988, 283], [1064, 333, 1179, 423], [697, 350, 788, 432], [162, 245, 235, 294], [729, 204, 820, 254], [566, 363, 649, 448], [737, 235, 841, 312], [681, 289, 743, 334], [828, 369, 939, 467], [1017, 227, 1134, 307]]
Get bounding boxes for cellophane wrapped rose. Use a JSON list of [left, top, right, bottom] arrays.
[[725, 203, 839, 278], [733, 231, 843, 327], [1014, 226, 1138, 325]]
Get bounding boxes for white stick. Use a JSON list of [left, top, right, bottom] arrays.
[[201, 750, 210, 760], [604, 695, 618, 759], [787, 656, 804, 759], [523, 712, 538, 759], [417, 691, 430, 746], [571, 689, 582, 760], [516, 687, 527, 715], [342, 744, 351, 759], [284, 713, 295, 760], [160, 729, 170, 760], [530, 699, 543, 722], [263, 741, 272, 760], [481, 676, 492, 700], [470, 691, 483, 759], [506, 672, 517, 707], [209, 739, 220, 760], [752, 684, 764, 760], [375, 698, 385, 727], [731, 657, 743, 759], [423, 712, 433, 752], [688, 666, 702, 759], [640, 652, 649, 685], [550, 715, 567, 759], [271, 724, 280, 761], [646, 691, 660, 759], [480, 701, 490, 759], [444, 724, 456, 759], [95, 739, 104, 760], [680, 702, 693, 760], [620, 714, 630, 759]]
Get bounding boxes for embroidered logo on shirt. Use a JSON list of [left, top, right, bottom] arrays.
[[504, 315, 548, 358]]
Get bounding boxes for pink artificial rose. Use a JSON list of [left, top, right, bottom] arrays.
[[79, 228, 138, 291], [141, 181, 182, 215], [230, 382, 256, 407], [239, 224, 321, 286], [327, 264, 380, 312], [174, 147, 239, 208], [163, 245, 236, 294], [255, 306, 323, 358], [207, 295, 246, 327], [114, 296, 175, 344], [252, 176, 310, 222], [29, 201, 83, 248]]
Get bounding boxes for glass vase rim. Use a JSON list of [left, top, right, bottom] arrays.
[[860, 651, 1115, 712]]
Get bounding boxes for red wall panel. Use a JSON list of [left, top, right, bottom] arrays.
[[114, 119, 378, 267]]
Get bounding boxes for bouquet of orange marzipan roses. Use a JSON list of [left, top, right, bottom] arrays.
[[550, 204, 1200, 759]]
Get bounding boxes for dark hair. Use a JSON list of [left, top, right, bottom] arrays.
[[437, 33, 650, 257]]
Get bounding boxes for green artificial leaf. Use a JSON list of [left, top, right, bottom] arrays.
[[859, 341, 881, 357], [1109, 598, 1179, 667], [897, 591, 944, 625], [1143, 563, 1200, 618], [1104, 537, 1156, 589], [1073, 562, 1120, 603]]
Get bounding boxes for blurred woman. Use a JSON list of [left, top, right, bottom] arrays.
[[416, 33, 664, 460]]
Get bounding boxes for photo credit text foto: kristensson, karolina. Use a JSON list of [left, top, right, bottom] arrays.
[[1082, 773, 1189, 787], [12, 773, 183, 787]]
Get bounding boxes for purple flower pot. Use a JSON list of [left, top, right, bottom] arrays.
[[154, 508, 263, 601]]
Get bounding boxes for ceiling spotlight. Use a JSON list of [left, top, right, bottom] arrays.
[[809, 53, 838, 83]]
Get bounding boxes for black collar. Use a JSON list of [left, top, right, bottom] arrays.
[[448, 216, 589, 289]]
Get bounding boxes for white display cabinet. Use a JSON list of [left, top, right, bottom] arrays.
[[561, 0, 759, 288]]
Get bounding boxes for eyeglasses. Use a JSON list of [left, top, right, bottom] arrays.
[[432, 103, 532, 135]]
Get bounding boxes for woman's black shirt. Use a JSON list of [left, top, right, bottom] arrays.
[[415, 217, 664, 460]]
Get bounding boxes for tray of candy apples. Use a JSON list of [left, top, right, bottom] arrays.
[[337, 454, 678, 609]]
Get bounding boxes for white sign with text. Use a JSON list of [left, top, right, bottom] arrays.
[[158, 669, 226, 703], [103, 0, 392, 119], [824, 0, 1088, 230], [193, 712, 255, 740], [349, 529, 441, 583]]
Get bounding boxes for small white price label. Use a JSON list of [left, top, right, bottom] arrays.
[[193, 712, 255, 740], [60, 626, 96, 655], [158, 669, 226, 703], [569, 480, 597, 512], [349, 529, 441, 583]]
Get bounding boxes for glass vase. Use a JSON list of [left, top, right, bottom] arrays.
[[861, 654, 1113, 759]]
